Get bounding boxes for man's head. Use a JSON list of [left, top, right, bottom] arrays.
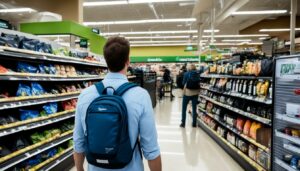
[[103, 37, 130, 72]]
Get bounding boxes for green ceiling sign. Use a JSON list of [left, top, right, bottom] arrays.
[[130, 56, 199, 63]]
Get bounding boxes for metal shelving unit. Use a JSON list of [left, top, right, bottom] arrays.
[[272, 55, 300, 171]]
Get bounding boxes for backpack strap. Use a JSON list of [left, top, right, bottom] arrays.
[[133, 138, 143, 159], [95, 82, 105, 95], [95, 82, 116, 95], [115, 82, 138, 96]]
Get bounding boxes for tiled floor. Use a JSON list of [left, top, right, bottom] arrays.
[[71, 94, 244, 171]]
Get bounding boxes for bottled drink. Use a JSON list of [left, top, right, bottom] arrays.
[[248, 80, 253, 95], [268, 84, 272, 99], [252, 80, 257, 96], [243, 80, 248, 94]]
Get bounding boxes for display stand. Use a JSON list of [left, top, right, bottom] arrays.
[[272, 55, 300, 171]]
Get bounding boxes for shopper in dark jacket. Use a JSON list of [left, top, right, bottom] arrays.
[[180, 64, 200, 128]]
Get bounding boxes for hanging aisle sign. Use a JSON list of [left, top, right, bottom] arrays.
[[130, 56, 199, 63]]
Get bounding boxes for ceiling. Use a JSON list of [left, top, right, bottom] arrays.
[[0, 0, 298, 47], [83, 0, 299, 46], [83, 0, 197, 33]]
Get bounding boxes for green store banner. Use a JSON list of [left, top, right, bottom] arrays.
[[130, 56, 199, 63]]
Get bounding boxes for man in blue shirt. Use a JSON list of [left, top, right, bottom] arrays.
[[73, 37, 162, 171]]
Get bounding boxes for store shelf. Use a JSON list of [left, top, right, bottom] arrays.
[[199, 94, 272, 125], [200, 74, 272, 80], [0, 73, 105, 81], [127, 75, 137, 79], [283, 144, 300, 154], [274, 157, 297, 171], [0, 131, 73, 170], [0, 46, 106, 67], [0, 92, 80, 110], [29, 147, 73, 171], [276, 114, 300, 125], [275, 130, 300, 145], [200, 85, 272, 105], [197, 118, 267, 171], [0, 110, 75, 137], [198, 107, 270, 153]]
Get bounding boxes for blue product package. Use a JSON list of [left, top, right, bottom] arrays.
[[16, 83, 32, 97], [31, 82, 46, 96], [17, 62, 38, 73], [19, 109, 39, 121], [38, 64, 46, 74], [48, 64, 56, 75], [43, 103, 58, 115]]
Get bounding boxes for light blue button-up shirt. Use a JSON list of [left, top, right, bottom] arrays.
[[73, 72, 160, 171]]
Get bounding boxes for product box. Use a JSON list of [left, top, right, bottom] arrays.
[[286, 103, 300, 116]]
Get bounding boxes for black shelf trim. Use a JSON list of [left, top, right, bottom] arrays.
[[200, 74, 272, 80], [200, 85, 272, 105], [33, 147, 73, 171], [198, 107, 270, 153], [197, 118, 267, 171], [0, 73, 105, 81], [199, 94, 272, 125], [0, 92, 80, 110], [0, 110, 75, 137], [0, 131, 73, 170], [0, 46, 106, 67]]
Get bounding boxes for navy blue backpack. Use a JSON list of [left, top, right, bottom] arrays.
[[85, 82, 142, 169]]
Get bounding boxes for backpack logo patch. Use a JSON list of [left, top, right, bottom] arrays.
[[98, 107, 107, 111]]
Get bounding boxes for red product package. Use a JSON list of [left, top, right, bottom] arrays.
[[0, 65, 8, 73]]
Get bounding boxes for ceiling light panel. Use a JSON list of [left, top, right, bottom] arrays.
[[101, 30, 198, 36], [130, 40, 192, 43], [84, 18, 196, 26], [125, 35, 195, 39], [202, 34, 269, 38], [222, 39, 252, 42], [131, 43, 197, 47], [259, 28, 300, 32], [84, 0, 195, 6], [232, 10, 287, 15], [0, 8, 36, 13], [84, 1, 128, 6], [203, 29, 220, 33]]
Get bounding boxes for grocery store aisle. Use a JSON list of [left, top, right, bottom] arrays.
[[149, 95, 244, 171], [70, 93, 243, 171]]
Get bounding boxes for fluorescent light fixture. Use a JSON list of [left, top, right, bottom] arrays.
[[0, 8, 36, 13], [259, 28, 300, 32], [84, 1, 127, 6], [102, 30, 198, 36], [209, 42, 263, 46], [240, 42, 263, 45], [259, 37, 269, 40], [131, 43, 197, 47], [84, 18, 196, 26], [84, 0, 195, 6], [126, 35, 196, 39], [232, 10, 287, 15], [203, 29, 220, 33], [202, 34, 269, 38], [130, 40, 192, 43], [129, 0, 194, 4], [222, 39, 252, 42]]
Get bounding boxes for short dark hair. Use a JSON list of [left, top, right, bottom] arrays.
[[103, 37, 130, 72]]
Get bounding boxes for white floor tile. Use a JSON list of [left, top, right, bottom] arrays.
[[70, 93, 244, 171]]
